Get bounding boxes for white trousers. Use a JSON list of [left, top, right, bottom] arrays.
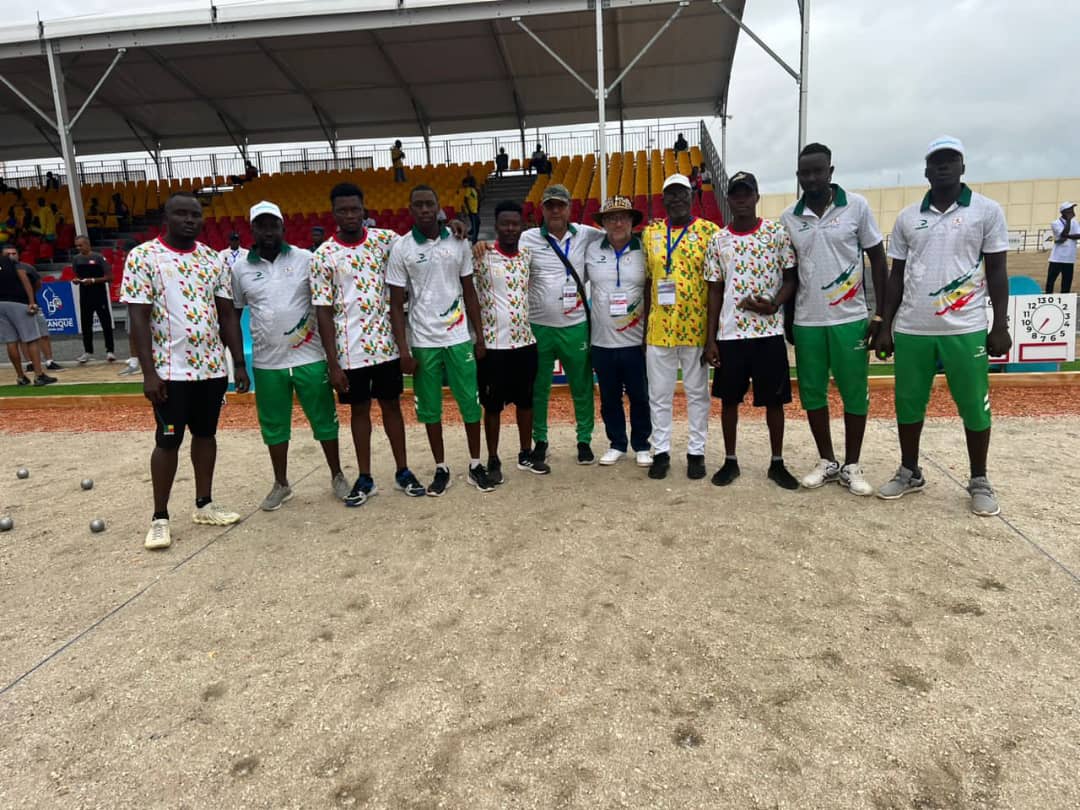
[[646, 344, 710, 456]]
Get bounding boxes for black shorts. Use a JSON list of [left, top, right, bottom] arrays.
[[153, 377, 229, 449], [711, 335, 792, 407], [339, 359, 404, 404], [478, 344, 538, 412]]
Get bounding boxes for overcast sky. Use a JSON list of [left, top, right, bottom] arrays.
[[9, 0, 1076, 194]]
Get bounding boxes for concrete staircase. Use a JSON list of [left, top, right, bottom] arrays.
[[476, 174, 537, 240]]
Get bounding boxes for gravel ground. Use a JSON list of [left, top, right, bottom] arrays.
[[1, 414, 1078, 809]]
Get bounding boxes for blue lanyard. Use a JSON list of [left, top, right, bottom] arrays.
[[551, 235, 573, 277], [665, 222, 691, 276], [613, 243, 631, 288]]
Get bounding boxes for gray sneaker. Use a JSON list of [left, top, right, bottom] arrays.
[[877, 466, 926, 500], [260, 482, 294, 511], [967, 476, 1000, 516], [331, 472, 351, 501]]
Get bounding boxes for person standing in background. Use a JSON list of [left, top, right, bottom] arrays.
[[1047, 202, 1079, 293], [71, 235, 116, 364]]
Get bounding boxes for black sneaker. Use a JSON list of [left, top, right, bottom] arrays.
[[577, 442, 596, 465], [23, 362, 32, 372], [687, 454, 706, 480], [516, 450, 534, 472], [344, 474, 377, 507], [768, 460, 800, 491], [34, 374, 57, 387], [393, 468, 426, 497], [427, 467, 452, 497], [648, 451, 671, 480], [45, 360, 63, 371], [487, 457, 504, 485], [533, 440, 549, 463], [468, 464, 496, 493], [711, 458, 741, 486], [16, 376, 31, 387]]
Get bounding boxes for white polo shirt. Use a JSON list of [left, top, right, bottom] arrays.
[[781, 186, 883, 327], [888, 185, 1009, 336], [584, 235, 647, 348], [386, 226, 473, 348], [219, 246, 244, 272], [1050, 217, 1080, 264], [520, 223, 604, 328], [231, 244, 324, 370], [310, 229, 400, 371], [473, 244, 535, 350]]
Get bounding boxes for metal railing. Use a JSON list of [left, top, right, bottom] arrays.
[[698, 119, 731, 223], [1, 120, 704, 188]]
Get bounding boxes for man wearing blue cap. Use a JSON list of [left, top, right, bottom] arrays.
[[873, 136, 1011, 516]]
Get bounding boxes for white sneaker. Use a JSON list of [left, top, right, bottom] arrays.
[[106, 352, 117, 362], [144, 518, 171, 550], [635, 450, 652, 467], [801, 458, 840, 489], [599, 448, 625, 466], [118, 359, 140, 377], [192, 502, 241, 525], [76, 353, 92, 364], [840, 463, 874, 496]]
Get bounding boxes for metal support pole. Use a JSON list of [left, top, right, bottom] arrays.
[[596, 0, 607, 203], [44, 43, 86, 236], [0, 73, 57, 129], [797, 0, 810, 156], [713, 1, 799, 81], [605, 2, 687, 96], [513, 17, 595, 96], [69, 48, 127, 129]]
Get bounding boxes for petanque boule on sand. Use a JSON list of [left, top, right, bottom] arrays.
[[89, 519, 106, 533], [16, 468, 29, 479], [81, 479, 94, 491], [0, 516, 13, 532]]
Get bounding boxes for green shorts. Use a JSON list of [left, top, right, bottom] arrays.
[[412, 341, 482, 425], [253, 360, 339, 446], [894, 330, 990, 431], [794, 320, 870, 415]]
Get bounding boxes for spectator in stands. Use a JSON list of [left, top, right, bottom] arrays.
[[71, 235, 116, 363], [496, 147, 509, 178], [391, 140, 407, 183], [689, 167, 704, 205], [20, 205, 34, 234], [37, 197, 56, 242], [220, 232, 244, 272], [245, 161, 259, 181], [529, 144, 547, 176], [310, 226, 326, 251], [462, 176, 481, 244], [50, 203, 64, 230], [86, 198, 104, 242], [0, 218, 10, 246], [674, 133, 689, 154], [1048, 202, 1079, 293], [362, 208, 376, 229], [0, 253, 56, 386], [2, 244, 61, 372], [0, 176, 10, 193], [120, 190, 248, 550], [700, 163, 712, 185], [111, 193, 131, 231], [45, 171, 60, 191]]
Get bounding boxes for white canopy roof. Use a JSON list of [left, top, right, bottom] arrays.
[[0, 0, 744, 160]]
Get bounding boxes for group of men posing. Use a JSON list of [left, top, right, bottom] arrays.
[[120, 135, 1010, 551]]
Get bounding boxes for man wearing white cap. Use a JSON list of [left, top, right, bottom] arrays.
[[121, 191, 249, 550], [1047, 202, 1079, 293], [231, 201, 350, 512], [641, 173, 721, 480], [873, 136, 1011, 516]]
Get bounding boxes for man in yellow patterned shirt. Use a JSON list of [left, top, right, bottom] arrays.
[[642, 174, 721, 480]]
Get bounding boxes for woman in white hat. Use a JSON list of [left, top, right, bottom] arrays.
[[584, 196, 652, 466]]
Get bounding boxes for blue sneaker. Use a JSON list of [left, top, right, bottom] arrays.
[[393, 468, 426, 497], [344, 474, 377, 507]]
